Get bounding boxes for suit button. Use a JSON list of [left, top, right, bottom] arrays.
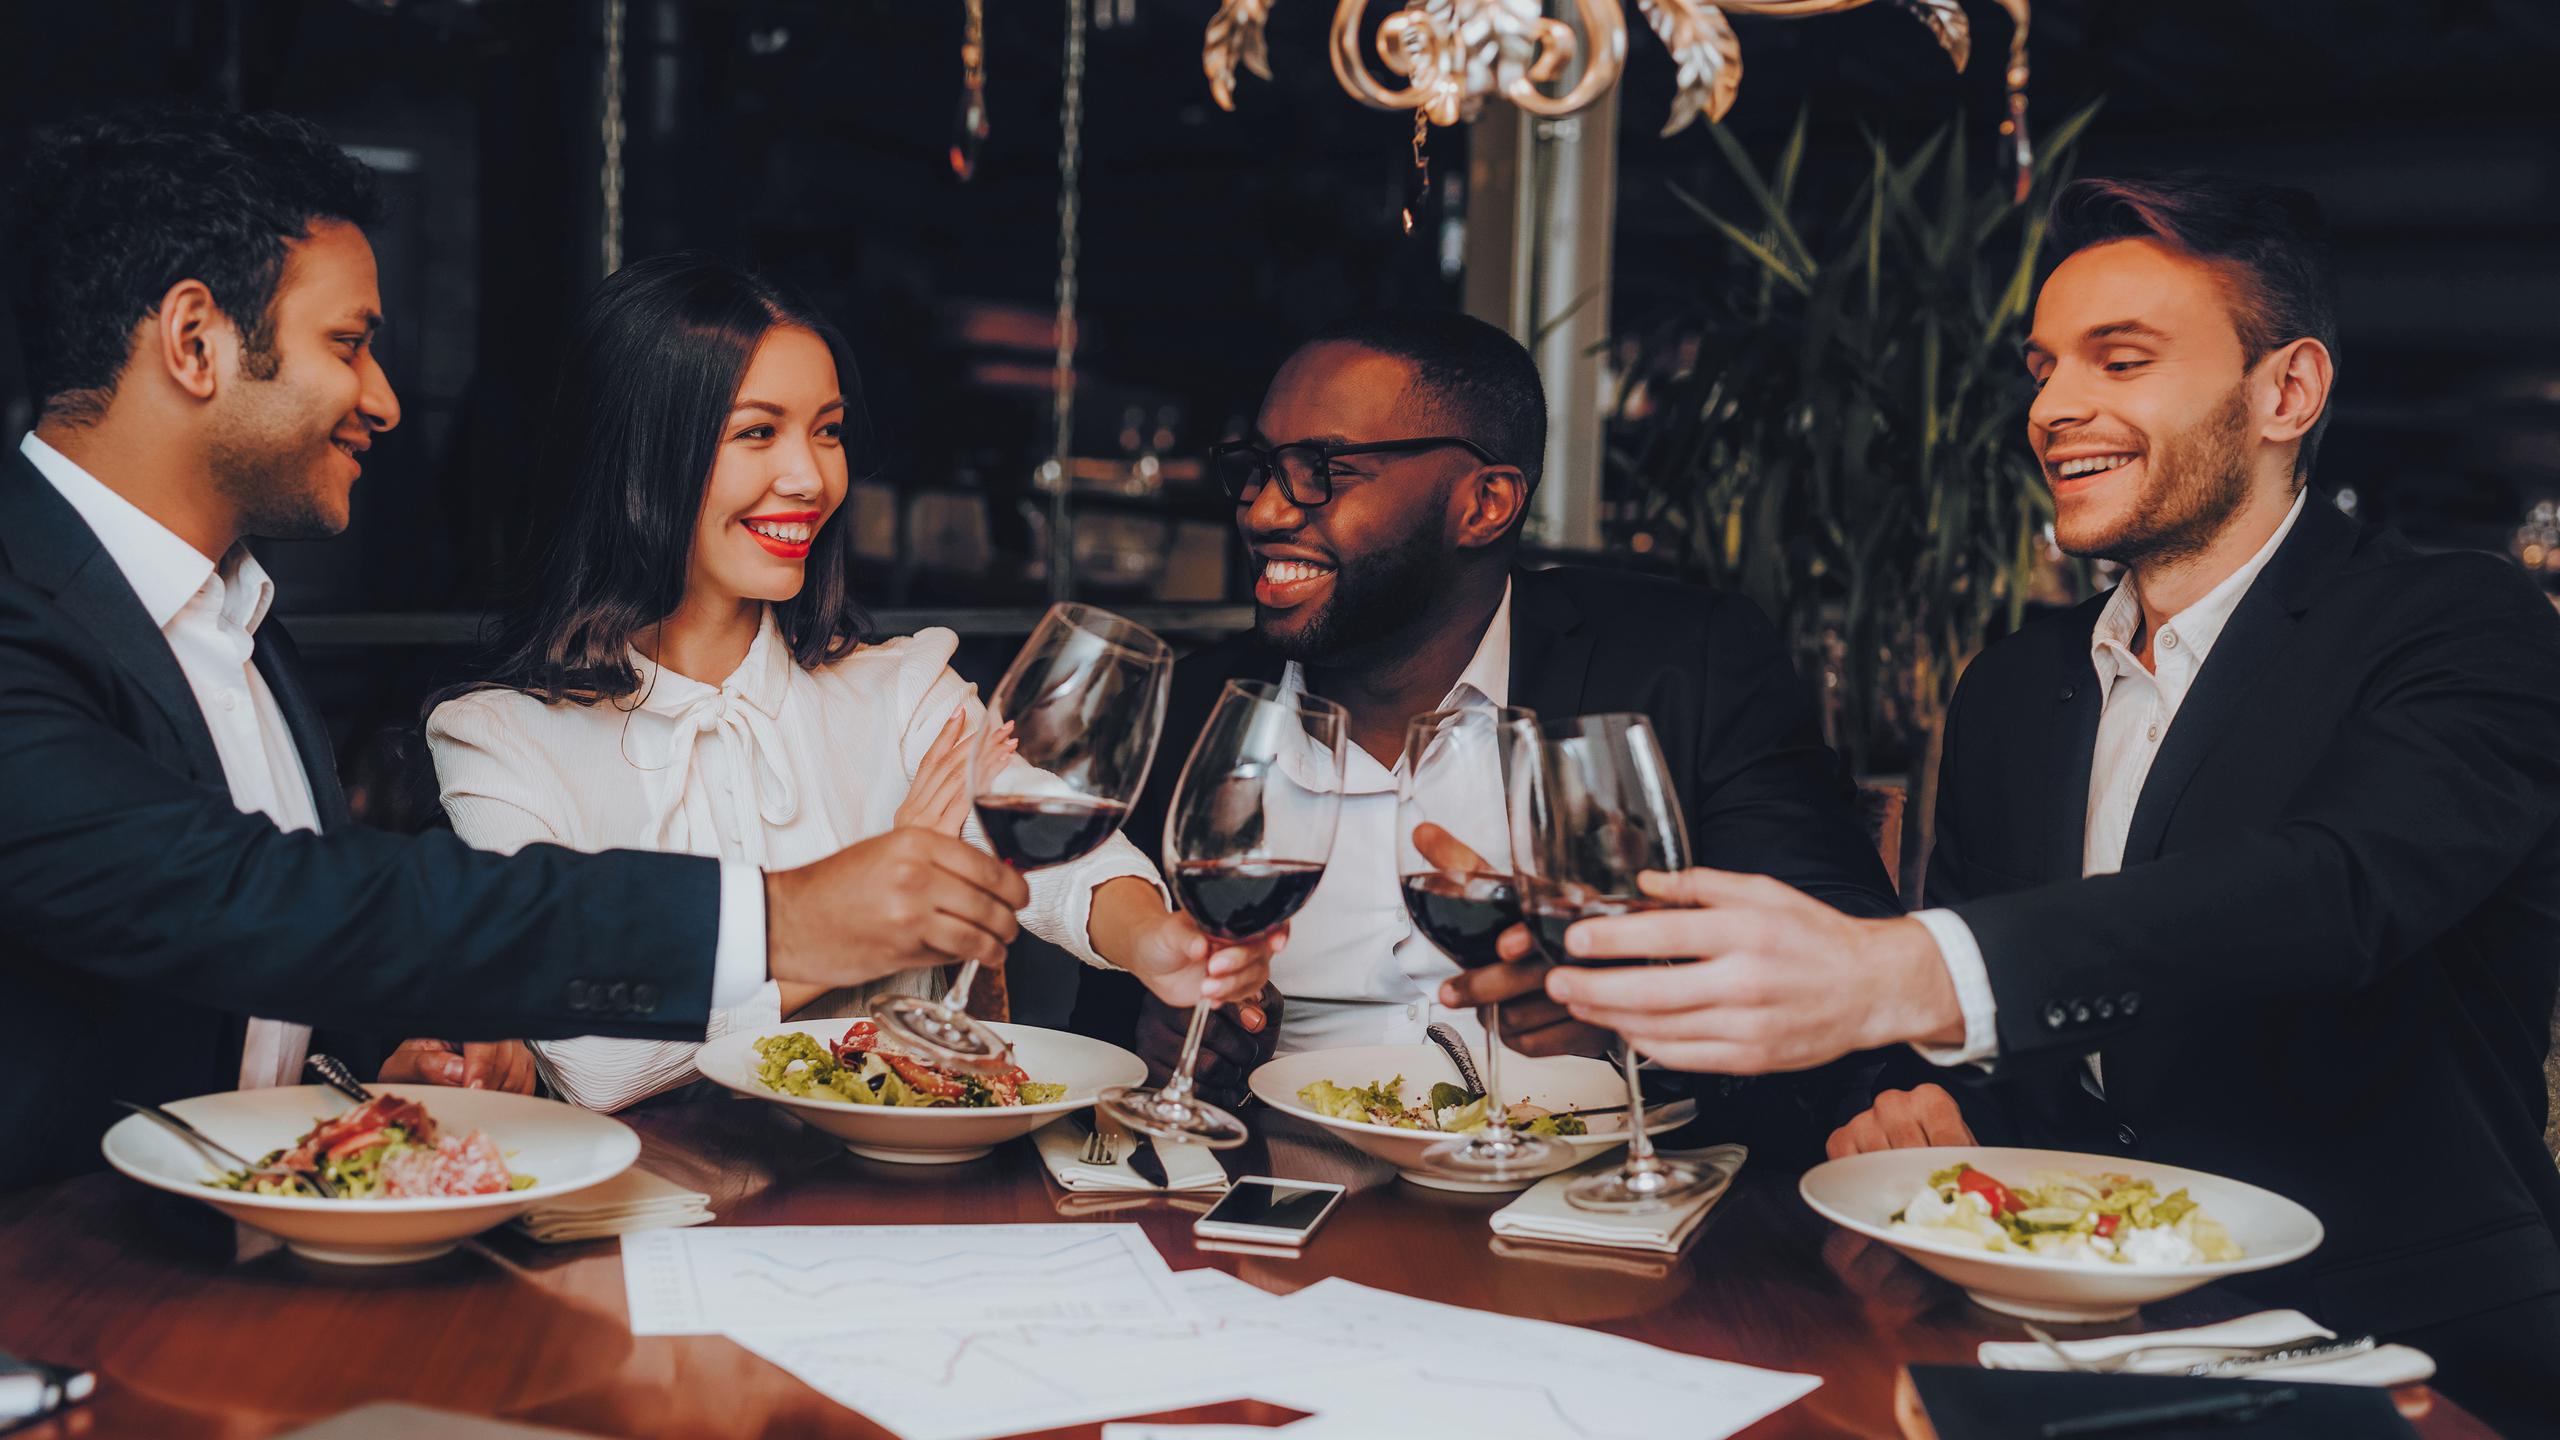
[[607, 981, 631, 1011], [2096, 998, 2116, 1020], [2072, 1003, 2092, 1025], [2057, 685, 2076, 702], [566, 980, 592, 1012], [2116, 1123, 2139, 1148], [2044, 1004, 2069, 1030], [632, 983, 661, 1013], [2121, 992, 2141, 1016]]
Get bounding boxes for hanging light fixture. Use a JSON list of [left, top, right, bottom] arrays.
[[1205, 0, 2035, 196]]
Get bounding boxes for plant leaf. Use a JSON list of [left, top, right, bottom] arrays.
[[1669, 182, 1812, 295]]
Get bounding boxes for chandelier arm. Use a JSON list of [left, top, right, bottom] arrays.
[[1330, 0, 1429, 111], [1502, 0, 1629, 119]]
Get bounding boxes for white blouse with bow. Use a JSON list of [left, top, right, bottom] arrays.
[[424, 612, 1160, 1111]]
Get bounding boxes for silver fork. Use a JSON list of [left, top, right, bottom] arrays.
[[307, 1053, 377, 1105], [1079, 1114, 1120, 1166], [113, 1098, 338, 1199], [2021, 1323, 2373, 1375]]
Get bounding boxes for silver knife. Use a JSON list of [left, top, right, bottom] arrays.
[[1123, 1128, 1171, 1189], [2181, 1334, 2377, 1377]]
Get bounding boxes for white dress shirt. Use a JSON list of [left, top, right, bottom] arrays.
[[20, 433, 325, 1090], [426, 611, 1162, 1111], [1268, 581, 1513, 1055], [1913, 491, 2311, 1073]]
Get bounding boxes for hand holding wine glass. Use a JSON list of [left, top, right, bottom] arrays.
[[1099, 680, 1346, 1148], [875, 603, 1171, 1072]]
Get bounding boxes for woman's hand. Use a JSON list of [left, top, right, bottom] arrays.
[[894, 705, 1014, 836], [379, 1038, 539, 1093], [1086, 876, 1278, 1010]]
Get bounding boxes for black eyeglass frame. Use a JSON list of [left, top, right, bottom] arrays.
[[1205, 435, 1507, 507]]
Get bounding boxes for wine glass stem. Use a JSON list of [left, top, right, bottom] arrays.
[[939, 958, 981, 1013], [1161, 998, 1215, 1104], [1478, 1004, 1516, 1143], [1617, 1041, 1658, 1168]]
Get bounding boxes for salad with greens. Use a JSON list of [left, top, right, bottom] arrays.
[[211, 1095, 533, 1200], [1297, 1076, 1590, 1136], [756, 1019, 1067, 1109], [1889, 1162, 2243, 1266]]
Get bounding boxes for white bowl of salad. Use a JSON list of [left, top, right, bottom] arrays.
[[695, 1017, 1145, 1165], [101, 1083, 639, 1265], [1248, 1044, 1696, 1193], [1799, 1146, 2323, 1322]]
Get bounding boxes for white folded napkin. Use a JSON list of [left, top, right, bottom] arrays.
[[1033, 1115, 1228, 1192], [514, 1167, 714, 1244], [1488, 1144, 1746, 1254], [1978, 1309, 2436, 1387]]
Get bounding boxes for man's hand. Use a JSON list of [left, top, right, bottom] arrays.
[[380, 1038, 538, 1094], [1826, 1083, 1976, 1159], [766, 829, 1030, 990], [1135, 984, 1282, 1098], [1541, 868, 1965, 1074], [1436, 922, 1613, 1058]]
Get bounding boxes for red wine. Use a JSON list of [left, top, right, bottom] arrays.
[[1524, 894, 1673, 967], [1399, 872, 1519, 969], [1172, 858, 1326, 942], [973, 794, 1130, 871]]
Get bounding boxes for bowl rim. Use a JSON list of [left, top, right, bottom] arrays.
[[1798, 1144, 2324, 1281], [1245, 1044, 1654, 1150], [100, 1082, 639, 1214], [695, 1016, 1144, 1122]]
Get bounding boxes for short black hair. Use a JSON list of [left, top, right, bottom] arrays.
[[1301, 310, 1547, 492], [8, 107, 384, 425], [2049, 174, 2340, 481]]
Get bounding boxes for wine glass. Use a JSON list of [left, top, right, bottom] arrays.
[[1508, 712, 1711, 1212], [876, 603, 1172, 1072], [1099, 680, 1346, 1148], [1399, 706, 1558, 1182]]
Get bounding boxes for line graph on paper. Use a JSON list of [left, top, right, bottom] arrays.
[[619, 1224, 1200, 1337]]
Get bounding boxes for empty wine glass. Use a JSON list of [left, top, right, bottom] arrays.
[[1509, 712, 1711, 1212], [876, 603, 1171, 1072], [1099, 680, 1346, 1148], [1400, 706, 1557, 1182]]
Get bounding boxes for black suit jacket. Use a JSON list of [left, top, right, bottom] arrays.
[[1069, 565, 1901, 1157], [1911, 496, 2560, 1337], [0, 451, 724, 1192]]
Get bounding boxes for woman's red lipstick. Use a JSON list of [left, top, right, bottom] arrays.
[[741, 510, 821, 560]]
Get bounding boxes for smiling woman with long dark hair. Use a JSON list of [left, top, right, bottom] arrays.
[[425, 253, 1271, 1112]]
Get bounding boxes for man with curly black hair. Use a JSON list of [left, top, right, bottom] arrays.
[[0, 109, 1046, 1189]]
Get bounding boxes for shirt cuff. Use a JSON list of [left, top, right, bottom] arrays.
[[1907, 908, 1999, 1068], [709, 861, 770, 1010]]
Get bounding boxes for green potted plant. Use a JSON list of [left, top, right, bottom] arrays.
[[1608, 99, 2103, 892]]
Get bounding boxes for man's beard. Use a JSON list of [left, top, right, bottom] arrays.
[[1259, 509, 1453, 664], [207, 392, 346, 542], [2064, 379, 2255, 569]]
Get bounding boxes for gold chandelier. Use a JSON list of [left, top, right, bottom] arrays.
[[1205, 0, 2034, 194]]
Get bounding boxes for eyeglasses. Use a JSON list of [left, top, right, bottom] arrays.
[[1205, 436, 1505, 508]]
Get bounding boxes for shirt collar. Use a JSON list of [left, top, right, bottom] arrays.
[[1279, 577, 1515, 716], [18, 431, 262, 632], [2091, 489, 2311, 672], [628, 605, 795, 718]]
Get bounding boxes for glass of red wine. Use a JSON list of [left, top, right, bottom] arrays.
[[1098, 679, 1346, 1148], [1398, 706, 1557, 1182], [1509, 712, 1710, 1212], [876, 603, 1172, 1073]]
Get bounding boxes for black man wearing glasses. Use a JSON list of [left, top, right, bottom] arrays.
[[1064, 312, 1900, 1165]]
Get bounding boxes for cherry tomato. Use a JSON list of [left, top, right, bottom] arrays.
[[1957, 1166, 2023, 1217]]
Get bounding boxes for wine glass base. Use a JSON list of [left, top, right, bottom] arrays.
[[1096, 1084, 1249, 1149], [1563, 1159, 1712, 1214], [1416, 1131, 1559, 1183], [874, 995, 1016, 1074]]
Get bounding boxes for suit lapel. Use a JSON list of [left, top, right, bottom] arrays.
[[254, 619, 349, 830], [1505, 570, 1594, 719], [2120, 499, 2356, 866], [2046, 625, 2105, 884], [0, 454, 226, 786]]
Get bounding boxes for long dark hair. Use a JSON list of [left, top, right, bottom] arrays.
[[472, 252, 873, 706]]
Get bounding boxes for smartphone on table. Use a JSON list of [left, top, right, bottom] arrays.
[[1191, 1176, 1347, 1248]]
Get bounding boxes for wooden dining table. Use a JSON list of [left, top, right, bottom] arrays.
[[0, 1097, 2493, 1439]]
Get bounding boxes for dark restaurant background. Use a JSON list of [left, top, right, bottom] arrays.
[[3, 0, 2557, 835]]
